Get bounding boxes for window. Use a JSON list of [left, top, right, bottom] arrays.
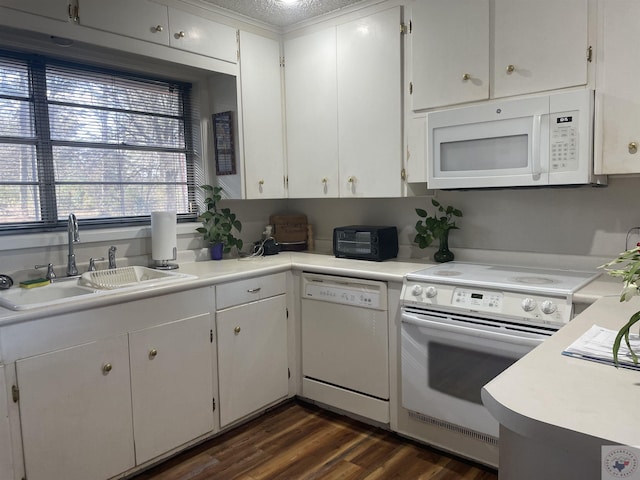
[[0, 50, 198, 233]]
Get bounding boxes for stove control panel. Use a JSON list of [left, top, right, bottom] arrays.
[[402, 282, 573, 325]]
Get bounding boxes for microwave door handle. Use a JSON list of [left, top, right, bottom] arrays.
[[531, 114, 542, 181]]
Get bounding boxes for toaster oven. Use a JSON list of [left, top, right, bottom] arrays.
[[333, 226, 398, 261]]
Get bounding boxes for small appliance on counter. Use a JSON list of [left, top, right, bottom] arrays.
[[270, 214, 308, 251], [252, 225, 281, 256], [150, 211, 178, 269], [333, 225, 398, 261]]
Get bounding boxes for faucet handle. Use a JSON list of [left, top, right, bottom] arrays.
[[35, 263, 57, 280], [88, 257, 105, 272], [108, 246, 117, 269]]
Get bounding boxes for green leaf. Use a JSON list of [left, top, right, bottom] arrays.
[[431, 199, 440, 207], [613, 310, 640, 366], [416, 208, 428, 218]]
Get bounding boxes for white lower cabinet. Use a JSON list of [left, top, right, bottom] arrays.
[[0, 365, 14, 480], [129, 313, 214, 465], [17, 335, 135, 480], [216, 275, 288, 428]]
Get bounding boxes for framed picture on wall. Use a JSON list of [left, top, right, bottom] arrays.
[[212, 111, 236, 175]]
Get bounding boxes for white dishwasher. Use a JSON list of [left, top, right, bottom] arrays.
[[301, 272, 389, 423]]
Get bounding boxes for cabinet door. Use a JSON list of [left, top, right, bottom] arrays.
[[217, 295, 288, 428], [493, 0, 588, 98], [596, 0, 640, 174], [78, 0, 170, 44], [168, 7, 237, 63], [239, 31, 286, 199], [129, 313, 214, 464], [410, 0, 489, 110], [284, 28, 340, 198], [0, 0, 70, 22], [17, 336, 134, 480], [337, 7, 402, 197], [0, 366, 13, 480]]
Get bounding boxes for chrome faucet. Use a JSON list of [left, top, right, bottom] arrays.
[[67, 213, 80, 276], [108, 246, 117, 269]]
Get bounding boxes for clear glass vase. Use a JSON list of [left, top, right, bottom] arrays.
[[434, 229, 455, 263]]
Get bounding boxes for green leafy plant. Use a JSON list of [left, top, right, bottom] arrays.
[[414, 199, 463, 249], [196, 185, 243, 254], [601, 245, 640, 366]]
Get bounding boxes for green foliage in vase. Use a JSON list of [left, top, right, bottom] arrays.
[[195, 185, 243, 254], [414, 199, 463, 249], [601, 245, 640, 366]]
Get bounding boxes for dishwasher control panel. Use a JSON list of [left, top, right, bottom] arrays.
[[302, 272, 386, 310]]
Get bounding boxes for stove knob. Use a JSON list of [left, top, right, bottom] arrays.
[[541, 300, 557, 314], [425, 286, 438, 298], [411, 285, 423, 296], [521, 298, 537, 312]]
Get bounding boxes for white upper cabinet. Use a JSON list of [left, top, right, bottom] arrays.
[[78, 0, 237, 62], [285, 28, 340, 198], [595, 0, 640, 174], [0, 0, 71, 22], [285, 7, 402, 198], [239, 31, 286, 198], [410, 0, 489, 110], [167, 7, 237, 63], [492, 0, 588, 98], [337, 7, 403, 198], [409, 0, 589, 110], [78, 0, 171, 44]]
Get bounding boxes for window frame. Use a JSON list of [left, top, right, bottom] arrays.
[[0, 49, 199, 235]]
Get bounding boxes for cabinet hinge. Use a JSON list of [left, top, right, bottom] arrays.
[[286, 307, 289, 319], [401, 168, 406, 181], [212, 397, 216, 412], [210, 329, 213, 343], [68, 2, 79, 22], [288, 368, 291, 379], [409, 82, 413, 95], [236, 31, 240, 61], [280, 56, 285, 68], [587, 45, 593, 63], [12, 385, 18, 403], [400, 23, 409, 35]]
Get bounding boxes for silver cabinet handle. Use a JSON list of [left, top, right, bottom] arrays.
[[234, 326, 241, 335], [247, 287, 261, 293], [629, 142, 638, 154], [153, 25, 163, 32], [102, 363, 113, 375], [149, 348, 158, 359]]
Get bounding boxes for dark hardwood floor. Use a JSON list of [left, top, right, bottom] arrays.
[[131, 400, 498, 480]]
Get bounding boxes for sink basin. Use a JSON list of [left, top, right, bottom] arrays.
[[80, 266, 196, 290], [0, 267, 196, 311], [0, 281, 98, 311]]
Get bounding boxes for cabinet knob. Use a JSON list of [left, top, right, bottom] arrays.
[[149, 348, 158, 359], [347, 176, 355, 183], [506, 64, 516, 74], [102, 363, 113, 375], [153, 25, 163, 32], [178, 31, 186, 38], [321, 177, 328, 184], [259, 180, 265, 185], [629, 142, 638, 154], [234, 326, 241, 335], [462, 73, 471, 81]]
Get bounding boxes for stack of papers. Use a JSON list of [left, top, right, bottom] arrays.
[[562, 325, 640, 371]]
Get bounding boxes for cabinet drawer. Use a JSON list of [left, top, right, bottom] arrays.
[[216, 272, 286, 309]]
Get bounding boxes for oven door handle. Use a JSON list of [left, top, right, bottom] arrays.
[[401, 312, 545, 348]]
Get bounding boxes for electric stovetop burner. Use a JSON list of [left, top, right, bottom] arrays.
[[406, 262, 600, 295]]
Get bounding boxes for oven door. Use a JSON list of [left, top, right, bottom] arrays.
[[400, 307, 552, 439]]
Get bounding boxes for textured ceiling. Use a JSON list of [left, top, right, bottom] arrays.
[[200, 0, 367, 27]]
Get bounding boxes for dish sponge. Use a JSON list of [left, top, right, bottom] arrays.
[[19, 278, 50, 289]]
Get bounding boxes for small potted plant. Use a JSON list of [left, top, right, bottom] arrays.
[[414, 199, 463, 263], [196, 185, 243, 260], [600, 244, 640, 366]]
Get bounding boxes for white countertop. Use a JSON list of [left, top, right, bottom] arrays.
[[482, 294, 640, 448], [0, 251, 618, 326]]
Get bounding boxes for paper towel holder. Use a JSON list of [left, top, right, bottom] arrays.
[[152, 247, 179, 270]]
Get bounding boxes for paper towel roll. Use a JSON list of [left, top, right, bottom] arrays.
[[151, 211, 177, 261]]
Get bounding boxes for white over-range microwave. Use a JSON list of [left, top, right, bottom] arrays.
[[426, 90, 606, 189]]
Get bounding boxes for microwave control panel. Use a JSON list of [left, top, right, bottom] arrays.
[[550, 111, 578, 172]]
